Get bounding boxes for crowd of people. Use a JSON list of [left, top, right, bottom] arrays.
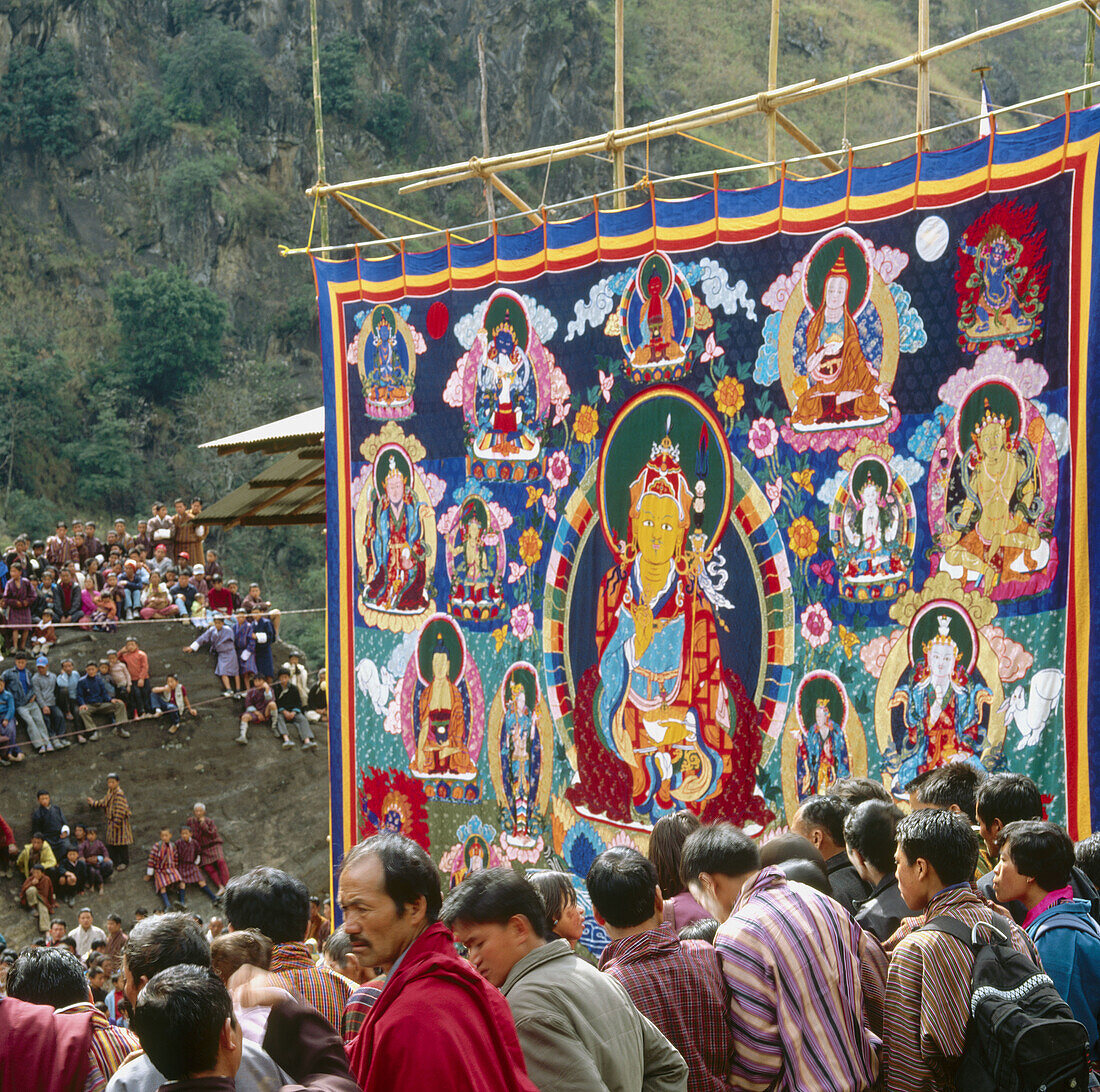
[[4, 762, 1100, 1092], [0, 509, 327, 758]]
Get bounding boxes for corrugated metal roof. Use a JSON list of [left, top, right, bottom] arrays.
[[199, 406, 324, 454], [202, 447, 325, 527]]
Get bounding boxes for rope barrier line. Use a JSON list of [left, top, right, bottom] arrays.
[[6, 606, 325, 632]]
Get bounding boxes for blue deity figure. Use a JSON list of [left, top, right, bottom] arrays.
[[354, 304, 414, 417], [958, 225, 1033, 344], [796, 698, 850, 800], [474, 297, 539, 458], [502, 679, 540, 839]]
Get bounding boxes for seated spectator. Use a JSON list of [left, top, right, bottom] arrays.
[[226, 578, 242, 612], [648, 812, 709, 932], [682, 822, 885, 1092], [52, 567, 84, 629], [89, 579, 119, 633], [0, 675, 23, 765], [204, 549, 222, 579], [104, 649, 136, 719], [587, 845, 736, 1091], [241, 582, 271, 616], [78, 576, 98, 630], [528, 871, 586, 950], [120, 637, 152, 716], [239, 679, 294, 749], [150, 673, 197, 734], [206, 572, 234, 615], [5, 650, 52, 754], [32, 654, 70, 749], [0, 810, 17, 877], [30, 607, 56, 656], [7, 944, 140, 1088], [209, 928, 272, 984], [175, 825, 218, 905], [844, 799, 913, 942], [76, 661, 130, 740], [82, 826, 114, 890], [120, 560, 148, 621], [285, 653, 311, 714], [190, 563, 209, 599], [441, 866, 687, 1092], [22, 861, 57, 935], [140, 570, 179, 619], [17, 832, 57, 880], [308, 668, 327, 721], [57, 846, 88, 905], [169, 569, 197, 621], [224, 865, 355, 1033], [146, 827, 187, 912], [56, 657, 81, 735], [993, 819, 1100, 1063], [791, 794, 869, 912], [189, 592, 212, 629], [274, 669, 318, 750]]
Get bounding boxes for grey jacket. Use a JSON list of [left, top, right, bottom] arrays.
[[31, 671, 58, 710], [501, 938, 687, 1092]]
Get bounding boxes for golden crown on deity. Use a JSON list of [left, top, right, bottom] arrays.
[[922, 614, 959, 657], [816, 697, 831, 709], [629, 419, 692, 524], [491, 309, 516, 340], [971, 398, 1012, 444], [510, 681, 526, 698], [383, 454, 406, 485]]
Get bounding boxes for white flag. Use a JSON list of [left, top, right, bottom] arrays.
[[978, 78, 992, 138]]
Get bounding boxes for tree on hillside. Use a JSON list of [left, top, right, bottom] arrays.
[[109, 268, 227, 401]]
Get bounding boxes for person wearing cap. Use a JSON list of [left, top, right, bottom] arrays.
[[3, 560, 35, 655], [29, 608, 57, 658], [0, 675, 22, 766], [120, 637, 152, 716], [185, 613, 241, 697], [86, 773, 133, 869], [75, 661, 130, 740], [169, 568, 197, 621], [148, 541, 172, 579], [190, 562, 209, 599], [32, 657, 70, 749], [4, 650, 52, 753]]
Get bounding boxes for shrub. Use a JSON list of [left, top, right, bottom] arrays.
[[225, 183, 288, 236], [317, 38, 368, 122], [118, 85, 172, 155], [162, 154, 235, 217], [0, 41, 88, 160], [365, 91, 412, 152], [109, 267, 227, 401], [162, 18, 267, 125]]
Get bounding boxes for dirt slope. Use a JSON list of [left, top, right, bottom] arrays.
[[1, 616, 330, 949]]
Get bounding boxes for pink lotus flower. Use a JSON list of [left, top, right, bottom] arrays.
[[546, 451, 572, 492], [511, 603, 535, 642], [748, 417, 779, 459], [765, 477, 783, 512], [800, 602, 832, 648]]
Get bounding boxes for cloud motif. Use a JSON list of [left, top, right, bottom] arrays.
[[761, 260, 807, 312], [938, 344, 1049, 405], [890, 455, 925, 487], [1033, 400, 1070, 459], [385, 631, 418, 681], [454, 292, 558, 350], [564, 270, 632, 341], [908, 405, 954, 461], [873, 246, 910, 285], [753, 312, 782, 386], [890, 283, 928, 353], [816, 469, 848, 508], [682, 258, 757, 321]]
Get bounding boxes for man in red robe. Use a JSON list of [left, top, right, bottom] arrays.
[[341, 833, 538, 1092], [0, 994, 93, 1092]]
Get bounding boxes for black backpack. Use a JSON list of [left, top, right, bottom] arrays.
[[918, 914, 1090, 1092]]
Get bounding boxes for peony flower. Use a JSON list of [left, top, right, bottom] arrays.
[[800, 602, 832, 648], [511, 603, 535, 642], [574, 404, 600, 445], [747, 416, 779, 459], [518, 527, 542, 567], [715, 376, 745, 418], [546, 450, 572, 492], [787, 516, 820, 559]]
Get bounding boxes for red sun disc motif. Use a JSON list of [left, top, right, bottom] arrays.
[[426, 300, 449, 340]]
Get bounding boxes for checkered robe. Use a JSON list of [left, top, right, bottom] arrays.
[[146, 840, 182, 893]]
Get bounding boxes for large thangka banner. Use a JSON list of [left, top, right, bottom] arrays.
[[317, 108, 1100, 945]]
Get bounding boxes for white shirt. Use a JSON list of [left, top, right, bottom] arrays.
[[68, 923, 106, 959]]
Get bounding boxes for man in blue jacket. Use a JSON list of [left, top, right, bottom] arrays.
[[75, 662, 130, 740], [0, 676, 24, 766], [3, 651, 51, 754]]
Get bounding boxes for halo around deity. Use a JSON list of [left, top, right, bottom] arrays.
[[803, 229, 873, 317]]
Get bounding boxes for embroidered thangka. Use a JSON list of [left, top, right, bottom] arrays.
[[317, 109, 1100, 953]]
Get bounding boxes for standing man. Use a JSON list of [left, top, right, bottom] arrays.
[[119, 637, 151, 717], [76, 662, 130, 740], [184, 613, 240, 697], [103, 913, 127, 974], [588, 846, 735, 1092], [69, 907, 107, 960], [883, 808, 1038, 1092], [86, 773, 133, 870], [340, 833, 540, 1092], [441, 867, 688, 1092], [224, 866, 354, 1031], [31, 789, 68, 858], [171, 498, 203, 567], [791, 794, 870, 912], [681, 822, 885, 1092], [844, 800, 915, 943]]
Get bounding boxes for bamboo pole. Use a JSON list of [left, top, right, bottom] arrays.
[[309, 0, 1085, 198], [1088, 5, 1096, 107], [308, 0, 329, 248], [917, 0, 931, 146], [614, 0, 626, 208], [767, 0, 781, 182], [773, 110, 842, 171], [478, 33, 495, 222], [489, 175, 543, 226], [331, 194, 401, 253]]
